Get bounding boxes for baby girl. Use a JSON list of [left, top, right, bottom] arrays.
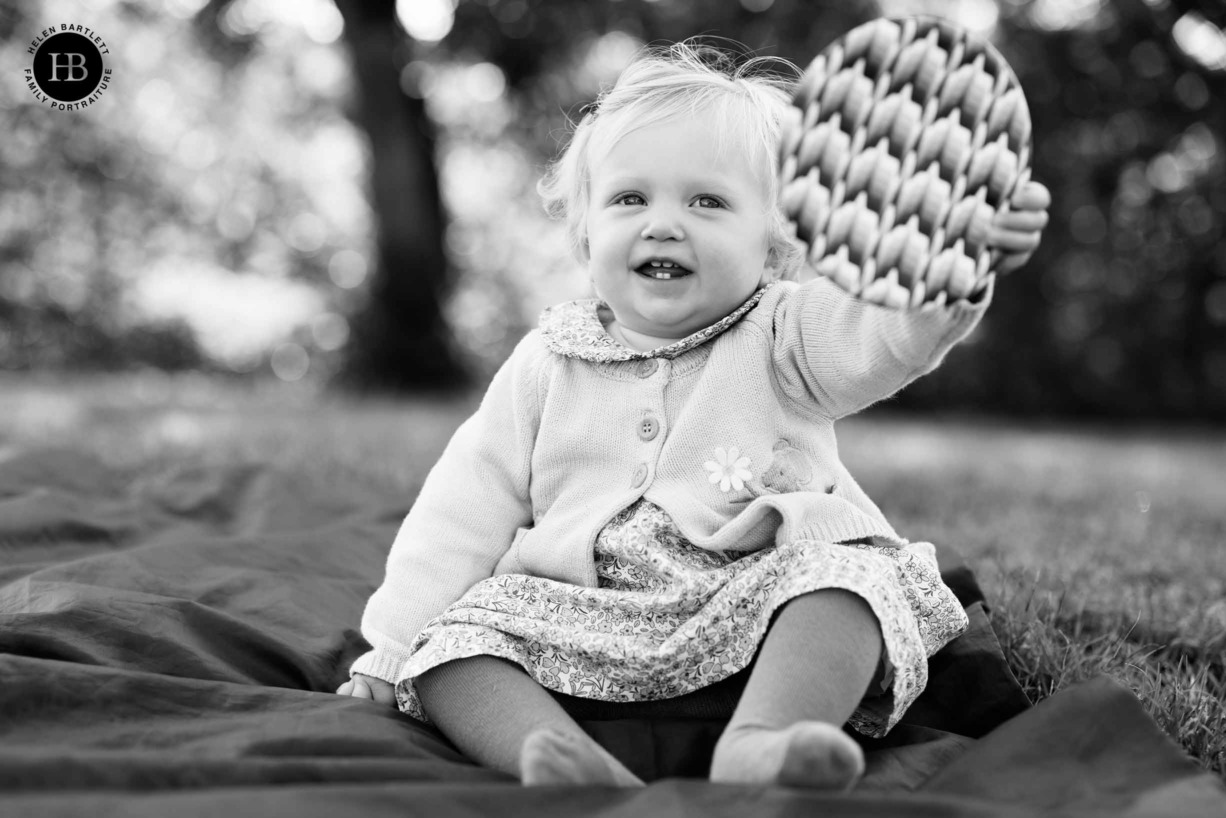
[[338, 41, 1047, 790]]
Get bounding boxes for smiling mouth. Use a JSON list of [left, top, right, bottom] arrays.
[[635, 260, 693, 280]]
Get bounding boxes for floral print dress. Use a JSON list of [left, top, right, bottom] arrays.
[[395, 288, 968, 737]]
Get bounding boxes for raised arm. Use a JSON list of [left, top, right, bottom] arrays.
[[348, 336, 545, 685], [770, 276, 991, 420], [770, 177, 1049, 420]]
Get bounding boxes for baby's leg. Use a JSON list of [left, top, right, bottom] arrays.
[[710, 589, 882, 789], [415, 655, 643, 786]]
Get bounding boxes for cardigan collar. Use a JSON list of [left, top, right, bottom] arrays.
[[539, 284, 772, 362]]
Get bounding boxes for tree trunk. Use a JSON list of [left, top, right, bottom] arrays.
[[333, 0, 468, 391]]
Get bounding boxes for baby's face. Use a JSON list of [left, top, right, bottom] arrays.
[[585, 111, 774, 341]]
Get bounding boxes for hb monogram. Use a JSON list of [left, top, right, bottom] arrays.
[[27, 29, 111, 108], [47, 52, 89, 82]]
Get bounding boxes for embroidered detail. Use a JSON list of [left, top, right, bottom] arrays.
[[539, 284, 772, 362], [705, 446, 753, 493], [756, 439, 814, 495]]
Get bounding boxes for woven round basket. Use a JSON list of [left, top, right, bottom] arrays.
[[780, 17, 1033, 308]]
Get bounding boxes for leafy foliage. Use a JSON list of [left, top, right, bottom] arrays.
[[0, 0, 366, 377]]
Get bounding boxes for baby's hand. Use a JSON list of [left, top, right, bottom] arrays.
[[989, 181, 1051, 274], [336, 672, 397, 707]]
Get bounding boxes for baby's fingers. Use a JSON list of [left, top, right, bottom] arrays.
[[991, 182, 1049, 243], [988, 181, 1049, 274], [993, 231, 1043, 273], [994, 208, 1049, 236], [995, 249, 1034, 275], [988, 219, 1045, 254], [369, 679, 397, 706], [337, 674, 396, 706], [337, 678, 372, 698], [337, 677, 380, 700], [1011, 180, 1052, 213]]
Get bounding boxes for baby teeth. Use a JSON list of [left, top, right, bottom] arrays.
[[641, 260, 688, 278]]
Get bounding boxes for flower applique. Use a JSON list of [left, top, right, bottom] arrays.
[[704, 447, 752, 493]]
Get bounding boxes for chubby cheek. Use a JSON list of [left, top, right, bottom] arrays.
[[587, 262, 622, 306], [584, 218, 613, 266], [587, 232, 635, 286]]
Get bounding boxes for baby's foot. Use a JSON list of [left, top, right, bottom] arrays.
[[520, 729, 644, 787], [710, 722, 864, 790]]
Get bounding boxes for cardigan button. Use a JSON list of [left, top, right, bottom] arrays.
[[631, 464, 648, 488], [636, 359, 659, 378], [637, 415, 659, 441]]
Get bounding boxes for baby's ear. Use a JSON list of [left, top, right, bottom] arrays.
[[760, 246, 782, 283], [766, 231, 807, 282]]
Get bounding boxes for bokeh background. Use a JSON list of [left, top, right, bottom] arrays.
[[3, 0, 1225, 421]]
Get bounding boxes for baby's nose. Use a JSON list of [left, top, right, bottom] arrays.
[[640, 208, 685, 241]]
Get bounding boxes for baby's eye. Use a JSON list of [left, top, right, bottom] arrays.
[[694, 195, 724, 209], [614, 193, 646, 206]]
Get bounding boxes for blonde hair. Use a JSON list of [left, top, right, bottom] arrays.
[[538, 40, 806, 281]]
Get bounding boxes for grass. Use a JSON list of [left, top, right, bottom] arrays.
[[836, 412, 1226, 778], [2, 371, 1223, 779]]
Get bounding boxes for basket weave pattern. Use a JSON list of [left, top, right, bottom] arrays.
[[780, 18, 1032, 307]]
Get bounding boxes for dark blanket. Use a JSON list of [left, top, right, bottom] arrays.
[[1, 448, 1222, 817]]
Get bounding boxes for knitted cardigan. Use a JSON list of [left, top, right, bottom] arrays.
[[351, 275, 993, 685]]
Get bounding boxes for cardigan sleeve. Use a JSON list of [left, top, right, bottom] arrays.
[[770, 275, 994, 420], [349, 334, 545, 684]]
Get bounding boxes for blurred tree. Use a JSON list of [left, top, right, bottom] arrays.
[[185, 0, 463, 389], [331, 0, 464, 390]]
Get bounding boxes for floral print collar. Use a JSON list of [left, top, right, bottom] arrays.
[[539, 284, 772, 362]]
